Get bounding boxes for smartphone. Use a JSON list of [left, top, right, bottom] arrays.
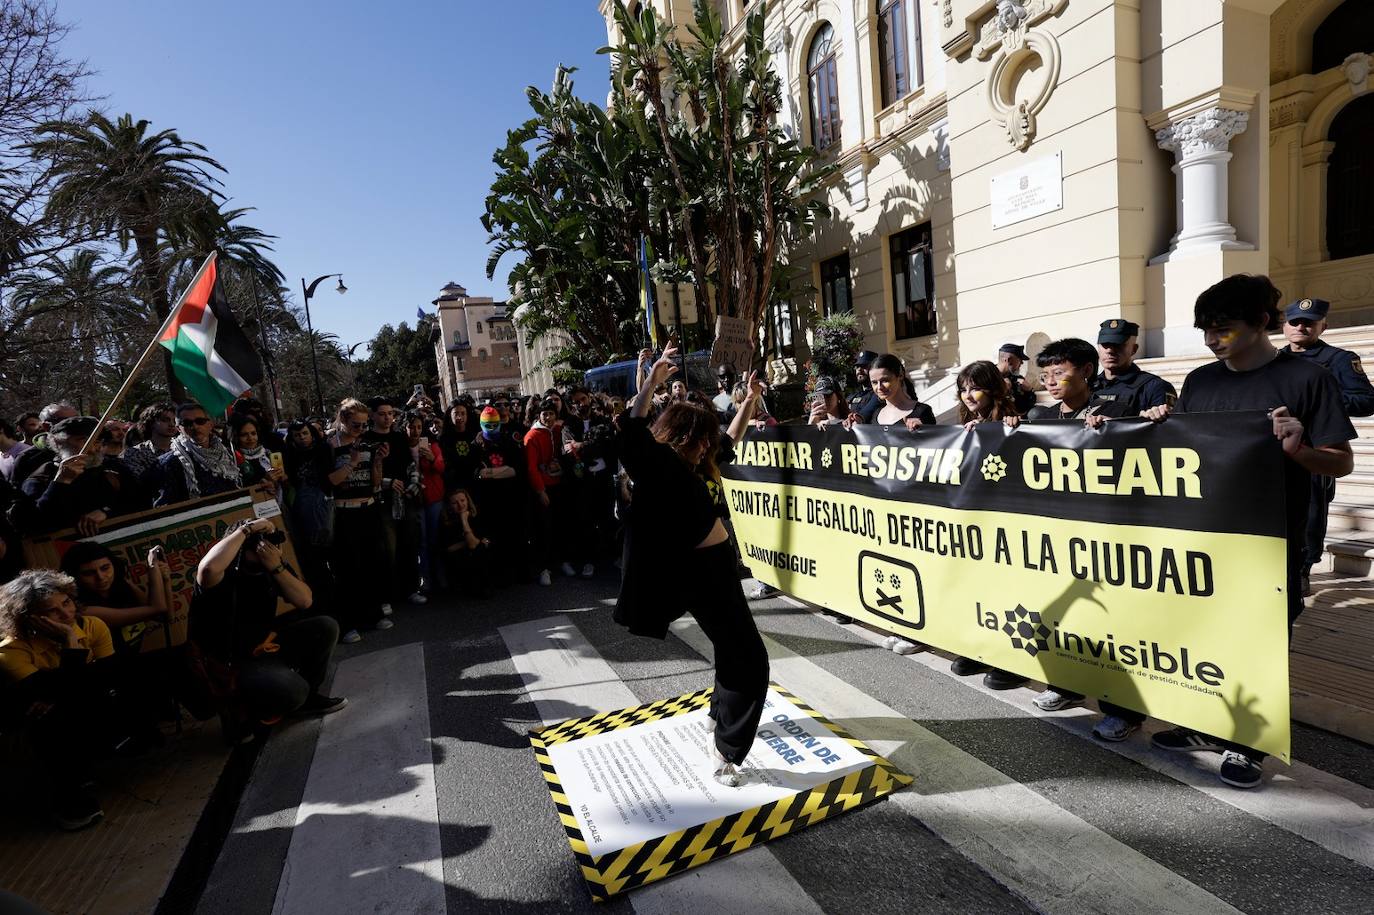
[[413, 384, 425, 396], [269, 451, 284, 472], [418, 436, 429, 450], [150, 546, 166, 564]]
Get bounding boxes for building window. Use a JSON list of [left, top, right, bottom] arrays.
[[1327, 93, 1374, 261], [807, 23, 841, 152], [479, 348, 489, 362], [820, 253, 852, 315], [1313, 1, 1374, 74], [877, 0, 913, 109], [454, 356, 465, 373], [769, 299, 797, 358], [453, 331, 464, 346], [890, 223, 935, 340]]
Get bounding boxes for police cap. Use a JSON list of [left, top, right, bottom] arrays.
[[999, 343, 1028, 360], [1097, 319, 1140, 344], [1284, 297, 1330, 323]]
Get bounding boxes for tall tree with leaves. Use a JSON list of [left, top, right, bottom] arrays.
[[28, 111, 225, 400], [484, 66, 651, 369], [605, 0, 832, 339]]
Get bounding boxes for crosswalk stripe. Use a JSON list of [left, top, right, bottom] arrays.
[[818, 601, 1374, 870], [670, 616, 1244, 915], [498, 616, 827, 915], [271, 643, 446, 915]]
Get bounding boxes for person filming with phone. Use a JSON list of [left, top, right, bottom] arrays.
[[190, 516, 346, 741]]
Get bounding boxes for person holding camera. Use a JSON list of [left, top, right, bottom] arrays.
[[190, 517, 345, 739], [327, 398, 390, 642]]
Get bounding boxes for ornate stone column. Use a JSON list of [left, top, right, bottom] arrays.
[[1150, 107, 1254, 264]]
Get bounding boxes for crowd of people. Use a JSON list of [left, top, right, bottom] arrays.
[[0, 272, 1367, 828]]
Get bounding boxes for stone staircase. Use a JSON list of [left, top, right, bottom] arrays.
[[1140, 324, 1374, 745]]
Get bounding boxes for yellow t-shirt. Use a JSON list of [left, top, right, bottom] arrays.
[[0, 616, 115, 683]]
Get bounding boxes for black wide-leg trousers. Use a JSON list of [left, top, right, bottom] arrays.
[[683, 540, 770, 765]]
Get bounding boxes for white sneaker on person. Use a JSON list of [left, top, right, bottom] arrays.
[[1092, 715, 1140, 742], [560, 562, 577, 577], [890, 638, 921, 655], [374, 618, 394, 631], [747, 582, 779, 600], [408, 591, 428, 605], [581, 563, 595, 578], [1032, 688, 1081, 712], [380, 603, 394, 617], [538, 569, 552, 586], [881, 635, 899, 650], [710, 745, 744, 787], [340, 629, 362, 644]]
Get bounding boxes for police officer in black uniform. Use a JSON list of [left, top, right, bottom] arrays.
[[847, 350, 880, 422], [1280, 297, 1374, 593], [1092, 319, 1176, 414], [998, 343, 1036, 415]]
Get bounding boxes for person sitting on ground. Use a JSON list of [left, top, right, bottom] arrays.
[[190, 518, 345, 743], [61, 542, 171, 659], [845, 353, 936, 430], [439, 488, 492, 598], [146, 402, 243, 507], [0, 570, 162, 830], [17, 416, 145, 535], [120, 402, 177, 482]]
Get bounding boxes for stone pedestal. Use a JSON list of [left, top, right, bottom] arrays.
[[1149, 107, 1254, 265]]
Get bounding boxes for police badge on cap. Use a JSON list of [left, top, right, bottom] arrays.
[[1284, 297, 1330, 322], [1097, 319, 1139, 344]]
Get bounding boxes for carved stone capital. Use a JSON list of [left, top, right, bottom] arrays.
[[1155, 107, 1250, 160], [975, 0, 1068, 60]]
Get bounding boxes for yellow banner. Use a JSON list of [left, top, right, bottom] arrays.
[[723, 416, 1292, 761]]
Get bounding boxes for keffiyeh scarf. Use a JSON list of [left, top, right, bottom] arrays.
[[170, 433, 241, 498]]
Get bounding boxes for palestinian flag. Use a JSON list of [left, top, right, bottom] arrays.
[[158, 256, 263, 415]]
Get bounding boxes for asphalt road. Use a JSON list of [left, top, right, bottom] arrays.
[[194, 574, 1374, 915]]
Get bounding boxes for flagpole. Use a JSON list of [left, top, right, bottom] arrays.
[[79, 252, 219, 458]]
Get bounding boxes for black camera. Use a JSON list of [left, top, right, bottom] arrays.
[[244, 528, 287, 549]]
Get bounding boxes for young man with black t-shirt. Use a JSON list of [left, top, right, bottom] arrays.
[[364, 398, 422, 611], [1140, 273, 1354, 788]]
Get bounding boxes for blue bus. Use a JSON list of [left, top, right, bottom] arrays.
[[584, 351, 716, 399]]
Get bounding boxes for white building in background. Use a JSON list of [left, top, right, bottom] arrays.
[[430, 282, 522, 404], [511, 300, 573, 395]]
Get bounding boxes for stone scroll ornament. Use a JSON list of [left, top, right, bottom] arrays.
[[976, 0, 1069, 151]]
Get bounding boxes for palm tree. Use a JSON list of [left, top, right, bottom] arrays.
[[28, 112, 226, 400]]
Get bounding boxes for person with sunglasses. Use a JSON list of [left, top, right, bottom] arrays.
[[326, 399, 391, 643], [1279, 296, 1374, 595], [147, 403, 243, 508]]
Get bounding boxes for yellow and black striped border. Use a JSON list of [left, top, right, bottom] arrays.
[[528, 683, 912, 902]]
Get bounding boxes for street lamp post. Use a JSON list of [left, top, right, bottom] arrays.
[[300, 273, 348, 415]]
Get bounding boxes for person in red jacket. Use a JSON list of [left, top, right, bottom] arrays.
[[406, 412, 447, 594], [524, 399, 570, 587]]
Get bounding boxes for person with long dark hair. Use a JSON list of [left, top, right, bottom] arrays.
[[845, 353, 936, 430], [614, 345, 768, 788]]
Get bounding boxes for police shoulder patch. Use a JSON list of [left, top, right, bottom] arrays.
[[1352, 356, 1367, 378], [1165, 392, 1178, 407]]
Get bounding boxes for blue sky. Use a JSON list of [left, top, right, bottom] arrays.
[[58, 0, 611, 355]]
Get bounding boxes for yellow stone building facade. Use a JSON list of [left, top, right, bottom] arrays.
[[599, 0, 1374, 402]]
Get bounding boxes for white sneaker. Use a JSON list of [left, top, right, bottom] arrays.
[[340, 629, 362, 644], [890, 638, 921, 655], [374, 618, 394, 631], [1032, 688, 1081, 712], [538, 569, 552, 586], [380, 603, 394, 617], [881, 635, 899, 650], [710, 746, 744, 787], [407, 591, 428, 605], [560, 562, 577, 577], [747, 582, 779, 600], [580, 563, 595, 578]]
